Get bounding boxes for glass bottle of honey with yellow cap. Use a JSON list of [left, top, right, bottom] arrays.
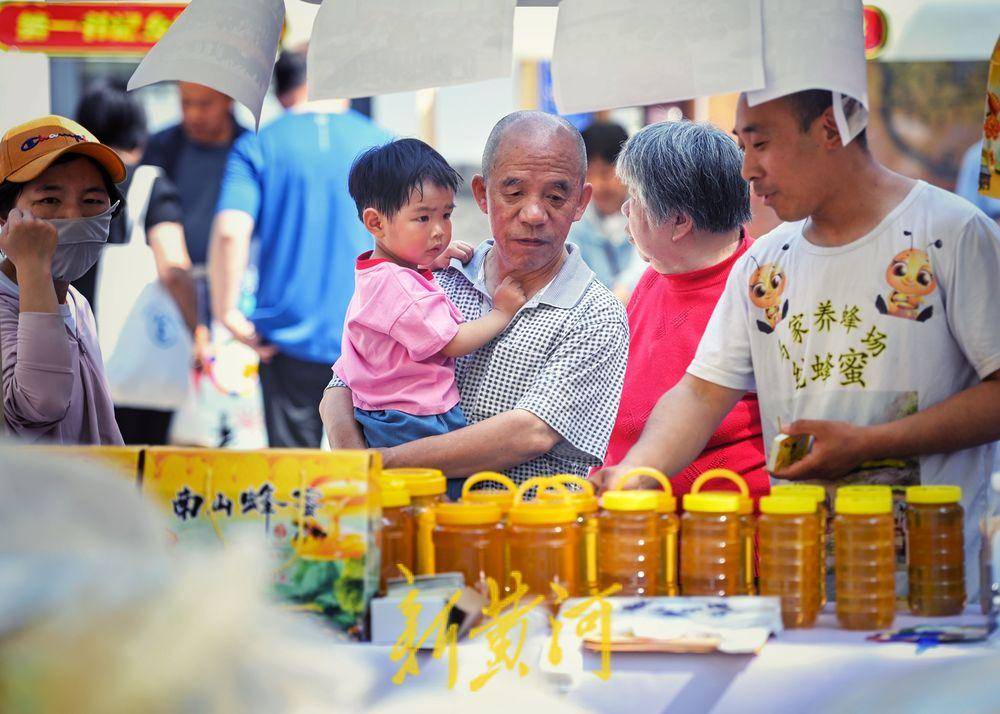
[[612, 467, 679, 596], [540, 474, 599, 596], [771, 483, 829, 606], [421, 501, 505, 596], [384, 468, 447, 575], [681, 492, 743, 596], [758, 494, 822, 628], [507, 477, 581, 607], [689, 470, 756, 595], [379, 478, 414, 594], [834, 487, 895, 630], [906, 485, 965, 616], [598, 490, 660, 596]]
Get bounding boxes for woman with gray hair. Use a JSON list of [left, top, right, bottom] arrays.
[[598, 120, 769, 501]]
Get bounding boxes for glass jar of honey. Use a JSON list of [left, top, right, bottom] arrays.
[[379, 478, 414, 594], [758, 494, 822, 628], [385, 468, 447, 575], [771, 483, 829, 606], [906, 485, 965, 616], [598, 490, 660, 596], [690, 469, 756, 595], [461, 471, 517, 521], [541, 474, 599, 596], [834, 488, 895, 630], [681, 492, 743, 596], [423, 501, 505, 596], [507, 477, 581, 608], [612, 467, 679, 596]]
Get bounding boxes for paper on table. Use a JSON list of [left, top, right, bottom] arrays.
[[551, 0, 765, 115], [308, 0, 517, 100], [127, 0, 285, 129], [747, 0, 868, 145]]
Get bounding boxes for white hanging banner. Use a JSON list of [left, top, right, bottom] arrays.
[[308, 0, 517, 100], [127, 0, 285, 129], [747, 0, 868, 145], [552, 0, 765, 115]]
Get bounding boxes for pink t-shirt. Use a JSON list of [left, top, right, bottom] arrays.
[[333, 253, 464, 415]]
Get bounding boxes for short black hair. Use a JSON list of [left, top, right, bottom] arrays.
[[0, 153, 123, 216], [74, 80, 148, 152], [783, 89, 867, 148], [274, 50, 307, 97], [348, 138, 462, 220], [581, 121, 628, 165]]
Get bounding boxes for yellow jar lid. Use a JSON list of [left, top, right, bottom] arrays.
[[435, 502, 501, 525], [509, 502, 577, 525], [656, 492, 678, 513], [906, 485, 962, 505], [770, 484, 826, 504], [540, 474, 599, 514], [838, 484, 891, 495], [760, 494, 817, 515], [601, 490, 658, 512], [382, 487, 411, 509], [464, 490, 515, 513], [683, 492, 740, 513], [385, 468, 446, 497], [835, 491, 892, 515]]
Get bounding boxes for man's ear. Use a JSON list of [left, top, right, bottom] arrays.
[[671, 212, 695, 243], [573, 182, 594, 222], [471, 174, 489, 215], [362, 207, 385, 238], [818, 107, 842, 149]]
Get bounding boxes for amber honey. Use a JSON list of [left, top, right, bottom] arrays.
[[906, 485, 965, 616], [758, 495, 821, 628], [379, 481, 414, 594], [541, 474, 599, 595], [771, 484, 829, 607], [680, 492, 743, 596], [835, 488, 895, 630], [598, 491, 660, 596], [690, 469, 756, 595], [385, 468, 447, 575], [430, 502, 504, 595], [611, 467, 679, 596]]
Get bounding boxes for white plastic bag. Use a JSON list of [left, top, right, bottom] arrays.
[[96, 165, 191, 410]]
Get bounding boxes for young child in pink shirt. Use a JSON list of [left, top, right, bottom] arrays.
[[333, 138, 525, 457]]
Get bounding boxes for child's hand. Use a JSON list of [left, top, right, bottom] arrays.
[[493, 276, 527, 317], [427, 240, 474, 270]]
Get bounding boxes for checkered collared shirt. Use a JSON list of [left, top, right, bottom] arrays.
[[328, 241, 629, 485]]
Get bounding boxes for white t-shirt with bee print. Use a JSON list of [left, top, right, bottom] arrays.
[[689, 180, 1000, 599]]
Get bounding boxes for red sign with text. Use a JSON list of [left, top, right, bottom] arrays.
[[0, 2, 185, 56]]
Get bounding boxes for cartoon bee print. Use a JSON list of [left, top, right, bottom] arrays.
[[875, 232, 941, 322], [749, 257, 789, 334]]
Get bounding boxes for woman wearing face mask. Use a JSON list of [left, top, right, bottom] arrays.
[[0, 115, 126, 444]]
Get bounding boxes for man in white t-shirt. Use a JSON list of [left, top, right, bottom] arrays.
[[592, 90, 1000, 597]]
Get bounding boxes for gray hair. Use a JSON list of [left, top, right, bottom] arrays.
[[481, 110, 587, 182], [616, 120, 750, 233]]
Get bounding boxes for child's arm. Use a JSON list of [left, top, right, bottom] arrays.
[[440, 276, 526, 358]]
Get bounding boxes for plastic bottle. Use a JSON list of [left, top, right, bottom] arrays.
[[905, 485, 965, 616], [384, 468, 447, 575], [598, 490, 660, 596], [834, 488, 895, 630], [420, 501, 505, 596], [758, 494, 821, 628], [680, 492, 743, 596], [507, 477, 581, 608], [613, 467, 679, 596], [689, 469, 756, 595], [771, 483, 829, 606], [461, 471, 517, 521], [540, 474, 599, 596], [379, 479, 414, 594]]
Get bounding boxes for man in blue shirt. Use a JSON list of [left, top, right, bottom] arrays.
[[208, 60, 392, 448]]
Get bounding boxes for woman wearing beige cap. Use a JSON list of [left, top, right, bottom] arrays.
[[0, 115, 126, 444]]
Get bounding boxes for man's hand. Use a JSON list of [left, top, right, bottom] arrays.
[[0, 208, 57, 274], [220, 307, 278, 363], [772, 419, 873, 481], [590, 464, 662, 495], [428, 240, 474, 270], [492, 276, 527, 317]]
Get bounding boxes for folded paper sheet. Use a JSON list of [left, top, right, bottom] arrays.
[[308, 0, 517, 101], [551, 0, 765, 115], [127, 0, 285, 128], [747, 0, 868, 144]]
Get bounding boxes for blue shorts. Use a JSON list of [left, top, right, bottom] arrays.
[[355, 405, 468, 499]]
